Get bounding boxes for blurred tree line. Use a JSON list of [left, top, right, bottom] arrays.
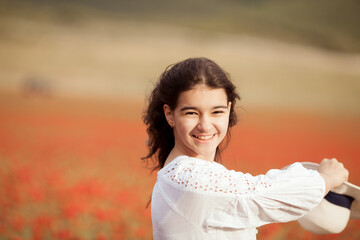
[[1, 0, 360, 53]]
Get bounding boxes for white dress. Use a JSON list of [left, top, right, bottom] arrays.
[[151, 155, 325, 240]]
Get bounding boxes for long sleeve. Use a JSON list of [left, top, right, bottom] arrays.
[[204, 162, 325, 229]]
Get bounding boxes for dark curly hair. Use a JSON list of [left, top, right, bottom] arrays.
[[142, 57, 240, 171]]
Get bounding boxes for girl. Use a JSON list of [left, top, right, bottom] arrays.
[[142, 57, 348, 239]]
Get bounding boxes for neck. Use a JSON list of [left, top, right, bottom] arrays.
[[165, 148, 215, 167]]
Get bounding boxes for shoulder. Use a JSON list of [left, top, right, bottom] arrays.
[[158, 156, 250, 195], [159, 155, 227, 178]]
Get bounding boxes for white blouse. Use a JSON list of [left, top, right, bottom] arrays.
[[151, 155, 325, 240]]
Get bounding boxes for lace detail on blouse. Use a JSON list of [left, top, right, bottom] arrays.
[[162, 156, 272, 196]]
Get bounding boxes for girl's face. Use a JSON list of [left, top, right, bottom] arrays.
[[164, 84, 231, 162]]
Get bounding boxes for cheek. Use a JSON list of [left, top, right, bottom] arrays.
[[216, 118, 230, 135], [175, 119, 197, 135]]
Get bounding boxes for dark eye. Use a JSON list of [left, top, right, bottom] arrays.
[[213, 110, 225, 114], [185, 112, 197, 115]]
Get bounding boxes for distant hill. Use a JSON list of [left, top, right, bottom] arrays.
[[1, 0, 360, 53]]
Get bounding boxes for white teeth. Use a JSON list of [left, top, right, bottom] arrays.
[[195, 135, 214, 140]]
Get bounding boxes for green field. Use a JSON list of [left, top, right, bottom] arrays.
[[1, 0, 360, 52]]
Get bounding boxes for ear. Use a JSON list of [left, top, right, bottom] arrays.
[[228, 101, 232, 111], [163, 104, 175, 128]]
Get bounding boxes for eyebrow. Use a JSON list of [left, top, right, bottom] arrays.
[[180, 105, 228, 111]]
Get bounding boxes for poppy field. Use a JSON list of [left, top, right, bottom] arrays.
[[0, 91, 359, 240]]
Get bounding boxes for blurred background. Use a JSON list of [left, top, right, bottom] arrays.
[[0, 0, 359, 239]]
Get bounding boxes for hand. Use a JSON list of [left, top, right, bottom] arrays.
[[318, 158, 349, 195]]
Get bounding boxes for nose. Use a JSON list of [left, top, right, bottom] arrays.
[[197, 115, 213, 132]]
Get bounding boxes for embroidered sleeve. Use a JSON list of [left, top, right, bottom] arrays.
[[163, 160, 271, 196]]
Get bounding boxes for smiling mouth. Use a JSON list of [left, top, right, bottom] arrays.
[[193, 134, 215, 140]]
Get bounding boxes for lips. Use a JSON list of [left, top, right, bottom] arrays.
[[192, 134, 215, 141]]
